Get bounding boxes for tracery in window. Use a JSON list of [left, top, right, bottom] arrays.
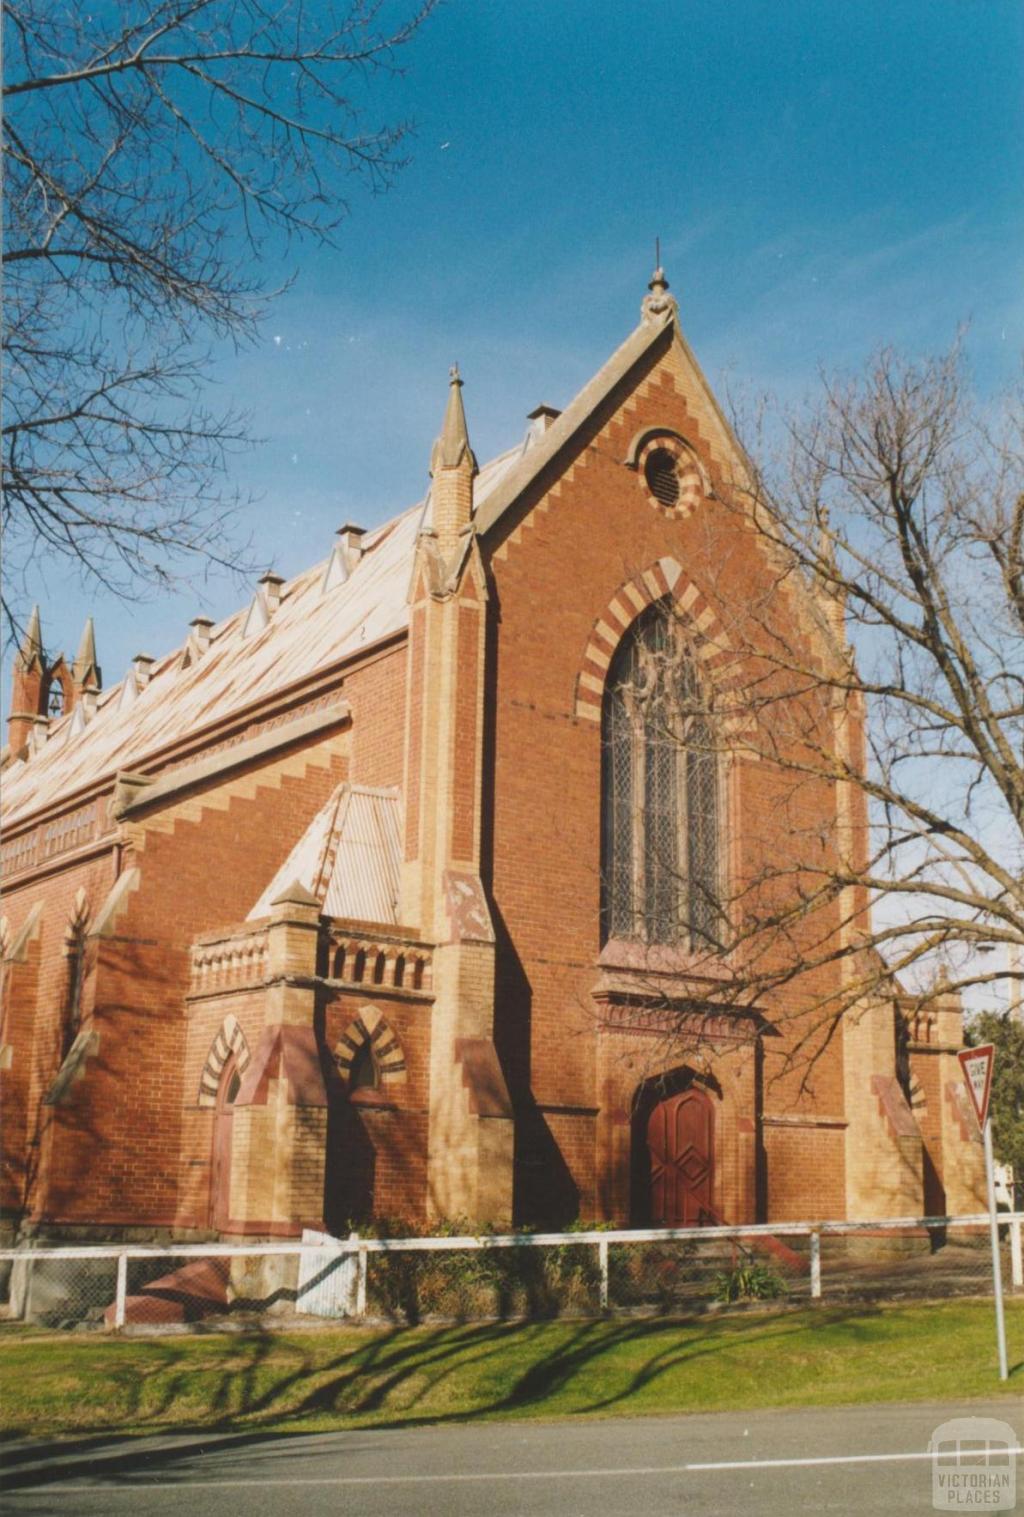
[[601, 601, 722, 950]]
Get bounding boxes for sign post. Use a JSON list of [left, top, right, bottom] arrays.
[[958, 1044, 1008, 1382]]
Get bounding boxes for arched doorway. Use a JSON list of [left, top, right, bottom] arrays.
[[633, 1075, 716, 1226], [210, 1057, 241, 1229]]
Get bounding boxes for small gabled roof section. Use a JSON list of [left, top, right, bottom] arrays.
[[473, 313, 675, 538], [248, 783, 403, 926], [474, 268, 753, 542]]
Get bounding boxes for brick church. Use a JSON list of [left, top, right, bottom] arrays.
[[0, 270, 984, 1243]]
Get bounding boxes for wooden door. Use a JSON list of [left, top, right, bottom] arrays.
[[210, 1062, 241, 1229], [646, 1085, 714, 1226]]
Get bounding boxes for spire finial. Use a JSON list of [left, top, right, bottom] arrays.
[[430, 362, 477, 477], [641, 253, 678, 325]]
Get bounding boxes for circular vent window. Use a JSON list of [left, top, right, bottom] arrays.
[[637, 436, 705, 517], [644, 448, 681, 507]]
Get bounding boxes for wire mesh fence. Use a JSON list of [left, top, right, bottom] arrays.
[[0, 1213, 1020, 1333]]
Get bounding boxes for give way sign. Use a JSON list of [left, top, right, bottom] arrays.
[[958, 1044, 996, 1130]]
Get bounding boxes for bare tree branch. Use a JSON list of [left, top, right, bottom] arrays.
[[1, 0, 438, 640]]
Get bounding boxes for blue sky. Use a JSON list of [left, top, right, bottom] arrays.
[[19, 0, 1024, 683]]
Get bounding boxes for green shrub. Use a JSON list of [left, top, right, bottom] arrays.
[[712, 1262, 787, 1303]]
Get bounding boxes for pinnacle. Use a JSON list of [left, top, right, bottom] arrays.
[[73, 615, 101, 687], [15, 606, 44, 672], [430, 363, 478, 477]]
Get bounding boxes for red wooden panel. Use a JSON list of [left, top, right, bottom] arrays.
[[646, 1085, 714, 1226]]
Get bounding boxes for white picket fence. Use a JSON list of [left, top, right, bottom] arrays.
[[1, 1211, 1021, 1329]]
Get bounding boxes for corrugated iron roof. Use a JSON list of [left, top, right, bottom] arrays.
[[2, 445, 524, 830], [3, 304, 677, 835], [248, 783, 402, 926]]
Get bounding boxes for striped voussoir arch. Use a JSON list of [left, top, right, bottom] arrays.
[[197, 1014, 251, 1107], [335, 1006, 406, 1086], [573, 556, 748, 731]]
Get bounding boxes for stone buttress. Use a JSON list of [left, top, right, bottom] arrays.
[[400, 367, 514, 1222]]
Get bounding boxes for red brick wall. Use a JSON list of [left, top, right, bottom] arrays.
[[486, 350, 850, 1224], [322, 989, 430, 1225], [0, 851, 116, 1223], [2, 730, 349, 1232], [346, 648, 407, 789]]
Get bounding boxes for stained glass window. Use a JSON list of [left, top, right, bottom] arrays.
[[601, 601, 722, 948]]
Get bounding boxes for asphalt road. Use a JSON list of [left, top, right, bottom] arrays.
[[3, 1400, 1021, 1516]]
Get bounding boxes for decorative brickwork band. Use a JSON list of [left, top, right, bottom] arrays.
[[334, 1006, 407, 1086], [198, 1014, 252, 1108], [574, 557, 741, 724]]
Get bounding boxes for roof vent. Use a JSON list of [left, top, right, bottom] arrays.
[[65, 680, 100, 738], [524, 405, 562, 451], [190, 615, 213, 652], [259, 570, 285, 615], [132, 653, 155, 689], [527, 404, 561, 430], [242, 593, 269, 639], [242, 572, 285, 639], [338, 524, 366, 562], [188, 617, 214, 658], [322, 525, 366, 596], [117, 671, 139, 712], [28, 715, 50, 753]]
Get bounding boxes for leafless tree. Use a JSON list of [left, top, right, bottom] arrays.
[[600, 343, 1023, 1078], [2, 0, 437, 639]]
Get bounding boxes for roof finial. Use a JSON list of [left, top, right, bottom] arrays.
[[430, 361, 477, 477], [641, 248, 678, 325]]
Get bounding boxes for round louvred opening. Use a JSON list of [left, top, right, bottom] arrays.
[[644, 448, 681, 508]]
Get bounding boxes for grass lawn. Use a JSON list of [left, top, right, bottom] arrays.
[[1, 1299, 1021, 1442]]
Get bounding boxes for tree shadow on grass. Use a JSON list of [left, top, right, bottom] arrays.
[[6, 1303, 1020, 1493]]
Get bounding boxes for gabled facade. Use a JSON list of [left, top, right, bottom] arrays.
[[0, 273, 985, 1241]]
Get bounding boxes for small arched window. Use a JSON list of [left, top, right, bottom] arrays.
[[61, 927, 86, 1061], [601, 601, 722, 949], [349, 1040, 379, 1092]]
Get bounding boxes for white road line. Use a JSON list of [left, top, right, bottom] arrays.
[[21, 1447, 1024, 1491], [689, 1447, 1024, 1471]]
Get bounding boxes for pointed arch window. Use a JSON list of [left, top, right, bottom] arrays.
[[601, 601, 723, 949], [348, 1040, 379, 1092], [61, 925, 86, 1061]]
